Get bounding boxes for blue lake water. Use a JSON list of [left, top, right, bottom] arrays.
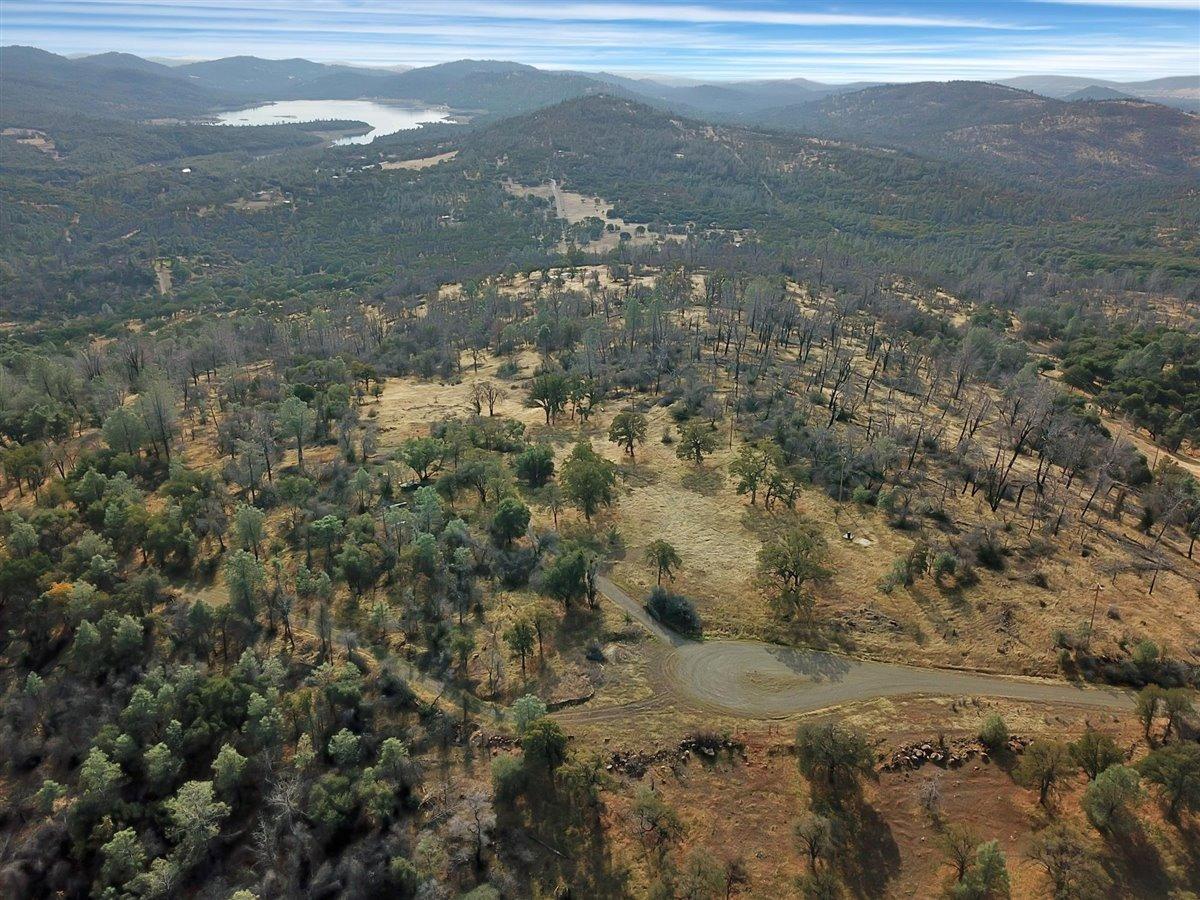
[[210, 99, 451, 145]]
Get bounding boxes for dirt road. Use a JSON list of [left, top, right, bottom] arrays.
[[592, 575, 1134, 719]]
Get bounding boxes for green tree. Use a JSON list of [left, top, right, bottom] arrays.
[[1138, 742, 1200, 820], [608, 410, 648, 457], [224, 550, 265, 625], [102, 405, 148, 457], [560, 442, 617, 521], [677, 848, 726, 898], [1082, 764, 1141, 834], [400, 437, 445, 483], [278, 396, 313, 473], [527, 373, 570, 425], [515, 444, 555, 487], [1015, 741, 1078, 807], [1135, 685, 1163, 743], [337, 535, 383, 596], [1027, 823, 1109, 900], [490, 497, 531, 548], [233, 504, 266, 559], [630, 788, 683, 864], [758, 524, 831, 620], [730, 443, 772, 505], [1161, 688, 1195, 743], [675, 421, 718, 464], [644, 539, 681, 586], [940, 823, 980, 882], [309, 515, 344, 572], [212, 743, 247, 797], [328, 728, 361, 768], [349, 467, 373, 511], [521, 718, 567, 775], [952, 840, 1010, 900], [1069, 729, 1123, 781], [165, 780, 230, 865], [979, 714, 1009, 751], [505, 621, 536, 677], [33, 779, 66, 814], [794, 811, 834, 868], [145, 742, 181, 793], [797, 868, 844, 899], [511, 693, 547, 734], [100, 827, 146, 888], [541, 547, 588, 609], [794, 722, 874, 791], [79, 746, 124, 807]]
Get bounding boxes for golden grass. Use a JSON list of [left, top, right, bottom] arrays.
[[379, 150, 459, 171]]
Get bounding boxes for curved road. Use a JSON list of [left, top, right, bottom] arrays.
[[592, 575, 1134, 719]]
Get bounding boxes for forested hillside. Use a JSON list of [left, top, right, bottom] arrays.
[[759, 81, 1200, 181]]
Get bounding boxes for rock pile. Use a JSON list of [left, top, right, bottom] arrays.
[[880, 734, 1029, 771], [605, 734, 746, 778]]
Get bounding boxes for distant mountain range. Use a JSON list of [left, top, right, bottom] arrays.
[[5, 46, 1196, 123], [756, 80, 1199, 181], [2, 45, 1196, 184], [998, 75, 1199, 111]]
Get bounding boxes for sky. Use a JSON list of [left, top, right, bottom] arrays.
[[3, 0, 1198, 82]]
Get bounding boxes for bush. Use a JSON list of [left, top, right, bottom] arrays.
[[514, 445, 554, 487], [979, 714, 1009, 750], [879, 558, 911, 593], [851, 485, 876, 506], [645, 587, 702, 637], [932, 551, 958, 582], [966, 528, 1006, 571]]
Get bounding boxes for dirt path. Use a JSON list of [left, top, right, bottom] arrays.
[[589, 575, 1135, 719], [548, 178, 568, 220]]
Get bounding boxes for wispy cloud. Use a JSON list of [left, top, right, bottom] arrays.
[[4, 0, 1196, 81], [1033, 0, 1198, 9]]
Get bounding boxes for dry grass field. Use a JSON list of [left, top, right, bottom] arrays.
[[368, 265, 1200, 693], [379, 150, 459, 171]]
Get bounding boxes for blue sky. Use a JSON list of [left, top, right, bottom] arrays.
[[3, 0, 1197, 81]]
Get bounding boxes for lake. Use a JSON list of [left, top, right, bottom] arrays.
[[210, 99, 451, 145]]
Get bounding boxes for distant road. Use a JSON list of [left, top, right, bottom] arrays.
[[591, 575, 1135, 719]]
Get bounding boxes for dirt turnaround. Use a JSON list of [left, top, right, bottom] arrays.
[[594, 575, 1135, 719]]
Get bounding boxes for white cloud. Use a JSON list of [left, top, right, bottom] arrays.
[[5, 0, 1195, 81], [1033, 0, 1198, 9]]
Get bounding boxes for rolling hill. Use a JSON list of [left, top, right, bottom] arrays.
[[1001, 74, 1200, 111], [0, 45, 232, 122], [580, 73, 883, 118], [282, 60, 613, 119], [759, 81, 1200, 182], [1064, 85, 1137, 102], [173, 55, 394, 97]]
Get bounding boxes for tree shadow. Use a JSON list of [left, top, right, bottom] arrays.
[[1103, 820, 1173, 897], [495, 782, 630, 897], [765, 645, 854, 682], [680, 467, 725, 496], [818, 793, 901, 898]]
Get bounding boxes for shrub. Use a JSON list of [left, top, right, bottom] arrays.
[[645, 587, 702, 637], [851, 485, 876, 506], [979, 714, 1009, 750], [514, 445, 554, 487], [879, 558, 911, 593], [932, 551, 958, 583], [968, 529, 1006, 571]]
